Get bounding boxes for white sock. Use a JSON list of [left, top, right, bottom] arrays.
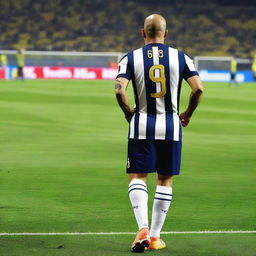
[[128, 179, 149, 230], [150, 185, 173, 237]]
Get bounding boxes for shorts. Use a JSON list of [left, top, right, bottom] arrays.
[[17, 66, 23, 76], [127, 139, 182, 176], [231, 72, 236, 80]]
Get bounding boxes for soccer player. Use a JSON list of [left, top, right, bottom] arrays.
[[251, 56, 256, 81], [115, 14, 203, 253], [0, 54, 8, 67], [16, 49, 25, 80], [229, 57, 239, 86]]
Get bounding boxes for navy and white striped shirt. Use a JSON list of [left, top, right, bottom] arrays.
[[116, 43, 198, 141]]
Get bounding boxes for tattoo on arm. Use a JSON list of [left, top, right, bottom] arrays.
[[115, 83, 122, 90], [115, 79, 129, 91], [115, 79, 122, 90]]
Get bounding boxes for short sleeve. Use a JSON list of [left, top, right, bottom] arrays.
[[116, 55, 132, 80], [182, 54, 199, 80]]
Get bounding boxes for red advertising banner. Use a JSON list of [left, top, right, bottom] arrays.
[[22, 66, 118, 80], [0, 68, 6, 79]]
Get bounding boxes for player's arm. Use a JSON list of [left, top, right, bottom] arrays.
[[115, 77, 135, 123], [179, 75, 203, 127]]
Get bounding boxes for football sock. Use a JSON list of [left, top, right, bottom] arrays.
[[150, 185, 173, 237], [128, 178, 149, 230]]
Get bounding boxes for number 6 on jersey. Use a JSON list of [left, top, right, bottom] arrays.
[[149, 64, 166, 98]]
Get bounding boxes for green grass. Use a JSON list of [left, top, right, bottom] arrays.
[[0, 79, 255, 255], [1, 234, 256, 256]]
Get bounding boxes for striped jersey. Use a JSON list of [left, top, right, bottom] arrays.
[[116, 43, 198, 141]]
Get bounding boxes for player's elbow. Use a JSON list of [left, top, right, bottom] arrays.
[[191, 82, 204, 97], [195, 88, 203, 96], [193, 88, 203, 102], [187, 76, 204, 94]]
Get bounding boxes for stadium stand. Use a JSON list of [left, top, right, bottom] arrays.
[[0, 0, 255, 57]]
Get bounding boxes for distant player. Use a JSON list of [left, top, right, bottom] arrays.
[[251, 56, 256, 81], [16, 49, 25, 80], [0, 54, 7, 67], [115, 14, 203, 252], [229, 58, 239, 86]]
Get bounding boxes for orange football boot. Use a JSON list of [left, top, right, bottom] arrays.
[[148, 237, 166, 250], [131, 228, 150, 253]]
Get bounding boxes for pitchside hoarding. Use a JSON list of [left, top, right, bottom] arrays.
[[199, 70, 254, 82], [3, 66, 118, 80], [0, 67, 254, 82], [0, 67, 7, 79]]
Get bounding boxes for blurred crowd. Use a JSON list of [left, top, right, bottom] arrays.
[[0, 0, 255, 57]]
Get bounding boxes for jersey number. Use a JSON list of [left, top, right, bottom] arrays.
[[149, 64, 166, 98], [147, 50, 163, 58]]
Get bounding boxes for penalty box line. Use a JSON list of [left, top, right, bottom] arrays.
[[0, 231, 256, 236]]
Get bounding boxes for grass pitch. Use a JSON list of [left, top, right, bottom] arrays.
[[0, 79, 255, 255]]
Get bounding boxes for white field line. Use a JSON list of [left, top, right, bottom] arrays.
[[0, 230, 255, 236]]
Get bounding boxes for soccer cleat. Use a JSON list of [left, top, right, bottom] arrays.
[[131, 228, 150, 253], [148, 237, 166, 250]]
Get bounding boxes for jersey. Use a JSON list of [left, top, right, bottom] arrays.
[[252, 59, 256, 73], [16, 53, 24, 67], [116, 43, 198, 141], [0, 54, 7, 66], [231, 60, 237, 73]]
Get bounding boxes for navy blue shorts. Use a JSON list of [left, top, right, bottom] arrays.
[[127, 139, 182, 176]]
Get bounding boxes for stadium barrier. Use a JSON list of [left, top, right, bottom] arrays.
[[195, 56, 254, 82], [6, 66, 118, 80], [198, 70, 253, 82], [0, 68, 6, 79], [0, 51, 254, 82], [1, 66, 254, 82], [0, 50, 122, 80]]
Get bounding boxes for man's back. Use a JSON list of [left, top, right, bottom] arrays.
[[117, 43, 198, 141], [114, 14, 203, 253]]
